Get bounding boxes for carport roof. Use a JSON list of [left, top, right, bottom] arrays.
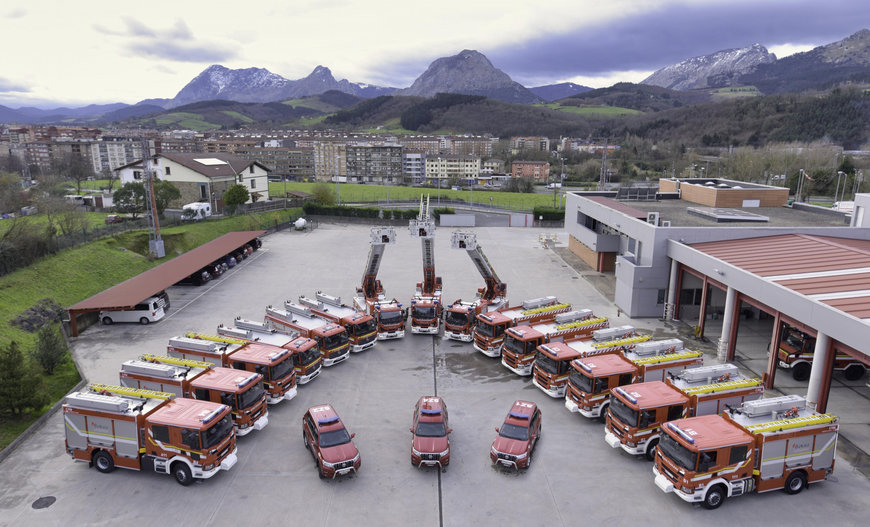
[[690, 234, 870, 321], [68, 230, 265, 312]]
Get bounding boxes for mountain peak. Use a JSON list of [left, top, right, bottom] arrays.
[[641, 44, 776, 90]]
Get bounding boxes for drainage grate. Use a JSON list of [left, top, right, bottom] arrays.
[[32, 496, 56, 509]]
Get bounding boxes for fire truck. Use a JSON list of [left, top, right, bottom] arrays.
[[604, 363, 763, 461], [654, 395, 839, 509], [353, 227, 407, 340], [409, 195, 443, 335], [500, 311, 610, 376], [63, 383, 237, 486], [565, 339, 702, 420], [472, 297, 571, 357], [265, 302, 351, 366], [179, 332, 298, 403], [443, 232, 507, 342], [776, 323, 866, 381], [121, 352, 269, 436], [300, 292, 377, 352], [530, 326, 645, 397], [219, 319, 322, 384]]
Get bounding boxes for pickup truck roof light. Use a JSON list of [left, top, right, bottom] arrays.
[[318, 416, 340, 425], [508, 411, 530, 419], [421, 408, 442, 415]]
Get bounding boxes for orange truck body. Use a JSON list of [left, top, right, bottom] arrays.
[[501, 312, 611, 376], [776, 324, 866, 381], [565, 339, 701, 420], [604, 363, 763, 460], [63, 384, 237, 485], [653, 395, 839, 509], [472, 297, 571, 357], [219, 320, 322, 384], [265, 302, 351, 367], [301, 292, 378, 352]]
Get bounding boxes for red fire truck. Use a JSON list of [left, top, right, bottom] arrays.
[[219, 319, 322, 384], [530, 327, 646, 397], [443, 232, 507, 342], [353, 227, 407, 340], [776, 323, 866, 381], [409, 195, 442, 335], [120, 353, 269, 436], [565, 339, 701, 420], [472, 297, 571, 357], [654, 395, 839, 509], [265, 302, 351, 367], [176, 333, 297, 404], [500, 312, 611, 376], [301, 291, 378, 352], [63, 384, 237, 486], [604, 363, 763, 461]]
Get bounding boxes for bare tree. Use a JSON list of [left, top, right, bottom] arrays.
[[52, 152, 94, 195]]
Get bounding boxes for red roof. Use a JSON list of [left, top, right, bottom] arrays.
[[68, 231, 264, 312]]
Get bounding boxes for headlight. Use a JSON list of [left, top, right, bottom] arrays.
[[491, 446, 499, 455], [516, 452, 528, 460], [204, 464, 214, 471], [681, 486, 693, 494], [321, 459, 336, 468], [439, 448, 449, 456], [412, 447, 422, 456]]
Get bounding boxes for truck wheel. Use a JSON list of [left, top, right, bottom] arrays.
[[317, 460, 326, 479], [784, 471, 807, 494], [645, 439, 659, 461], [172, 462, 193, 486], [792, 362, 811, 381], [93, 451, 114, 473], [102, 317, 113, 325], [139, 317, 150, 325], [844, 364, 866, 381], [598, 404, 609, 423], [702, 484, 726, 510]]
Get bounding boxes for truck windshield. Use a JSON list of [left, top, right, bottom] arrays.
[[379, 310, 403, 325], [415, 421, 447, 437], [535, 352, 559, 374], [503, 334, 525, 355], [269, 358, 294, 382], [322, 333, 348, 350], [320, 428, 351, 448], [445, 310, 471, 327], [475, 322, 504, 338], [413, 306, 436, 319], [569, 370, 594, 393], [353, 319, 377, 336], [609, 397, 639, 427], [201, 414, 234, 449], [659, 433, 698, 471], [499, 423, 529, 441], [237, 381, 265, 410], [298, 348, 320, 367]]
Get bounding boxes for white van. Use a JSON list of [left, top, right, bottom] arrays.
[[182, 202, 212, 220], [99, 296, 166, 325]]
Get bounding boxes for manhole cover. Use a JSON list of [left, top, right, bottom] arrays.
[[32, 496, 56, 509]]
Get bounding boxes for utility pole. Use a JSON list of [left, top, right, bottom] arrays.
[[598, 139, 609, 191], [142, 138, 164, 258]]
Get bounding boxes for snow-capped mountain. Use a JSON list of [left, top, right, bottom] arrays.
[[400, 50, 542, 103], [285, 66, 397, 99], [642, 44, 776, 90], [170, 65, 295, 107]]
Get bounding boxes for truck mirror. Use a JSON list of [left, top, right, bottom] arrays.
[[495, 427, 500, 433], [350, 432, 356, 439], [447, 428, 453, 434], [410, 427, 415, 434]]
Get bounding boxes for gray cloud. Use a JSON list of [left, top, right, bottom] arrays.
[[127, 41, 237, 63], [123, 18, 156, 37], [0, 77, 30, 93], [4, 7, 25, 18], [483, 0, 870, 83]]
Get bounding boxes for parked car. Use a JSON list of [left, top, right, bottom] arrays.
[[176, 270, 212, 286], [303, 404, 360, 479], [410, 396, 451, 468], [490, 400, 542, 469], [155, 290, 170, 310], [224, 255, 237, 268], [99, 296, 166, 325]]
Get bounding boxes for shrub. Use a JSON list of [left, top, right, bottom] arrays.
[[34, 323, 68, 375], [533, 206, 565, 221]]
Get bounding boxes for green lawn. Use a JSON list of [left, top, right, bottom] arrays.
[[0, 208, 301, 450], [154, 113, 221, 131], [0, 211, 119, 235], [536, 103, 642, 116], [221, 111, 254, 123], [268, 182, 562, 211]]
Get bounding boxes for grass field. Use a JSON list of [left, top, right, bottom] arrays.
[[268, 182, 564, 210], [0, 208, 301, 450], [536, 103, 642, 116], [711, 86, 762, 99], [154, 112, 221, 131], [221, 111, 255, 123]]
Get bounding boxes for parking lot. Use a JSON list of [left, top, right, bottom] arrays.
[[1, 223, 869, 526]]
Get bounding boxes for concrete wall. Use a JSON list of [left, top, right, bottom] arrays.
[[852, 193, 870, 227], [439, 214, 476, 227]]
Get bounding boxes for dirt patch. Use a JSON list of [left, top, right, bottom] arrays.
[[12, 298, 65, 333]]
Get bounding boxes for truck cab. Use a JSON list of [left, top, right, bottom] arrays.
[[410, 396, 451, 468], [490, 400, 542, 469], [443, 301, 478, 342], [472, 297, 570, 357], [220, 321, 323, 384], [473, 311, 511, 356], [605, 381, 689, 460], [410, 291, 442, 335], [303, 404, 361, 479], [227, 342, 297, 404], [777, 323, 866, 381], [565, 353, 639, 419], [189, 367, 268, 436], [302, 292, 378, 352], [531, 341, 588, 398], [265, 304, 351, 367]]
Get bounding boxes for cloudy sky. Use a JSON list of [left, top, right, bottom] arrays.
[[1, 0, 867, 108]]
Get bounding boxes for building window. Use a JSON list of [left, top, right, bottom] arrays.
[[165, 166, 171, 176], [199, 183, 207, 200], [249, 165, 254, 174], [657, 289, 666, 305], [251, 179, 256, 189], [133, 171, 141, 180]]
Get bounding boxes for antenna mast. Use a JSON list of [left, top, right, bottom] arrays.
[[142, 138, 165, 258]]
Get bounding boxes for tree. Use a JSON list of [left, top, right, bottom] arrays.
[[113, 182, 146, 218], [0, 341, 49, 415], [153, 180, 181, 217], [502, 177, 534, 193], [223, 184, 250, 214], [311, 182, 336, 205], [0, 171, 26, 214], [35, 323, 67, 375], [51, 152, 94, 194]]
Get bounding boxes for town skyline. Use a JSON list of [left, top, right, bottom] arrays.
[[2, 0, 867, 108]]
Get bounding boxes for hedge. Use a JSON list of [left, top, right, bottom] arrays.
[[532, 206, 565, 221], [303, 202, 419, 220]]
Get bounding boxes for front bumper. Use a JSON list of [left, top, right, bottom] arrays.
[[267, 385, 297, 404], [298, 367, 320, 384], [323, 352, 350, 367], [502, 358, 533, 376], [412, 325, 439, 335], [532, 377, 566, 398], [352, 340, 376, 353], [653, 466, 699, 503], [196, 448, 238, 479], [443, 330, 473, 342], [377, 329, 405, 340], [473, 341, 502, 357]]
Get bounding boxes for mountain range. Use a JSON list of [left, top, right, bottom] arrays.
[[0, 29, 868, 125]]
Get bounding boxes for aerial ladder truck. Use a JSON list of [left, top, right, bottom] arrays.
[[353, 226, 406, 340], [409, 195, 442, 334], [443, 231, 508, 342]]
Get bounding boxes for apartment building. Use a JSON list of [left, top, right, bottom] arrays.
[[424, 154, 481, 185], [511, 160, 550, 181], [346, 144, 403, 184]]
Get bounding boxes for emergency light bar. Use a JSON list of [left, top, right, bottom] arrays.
[[479, 314, 493, 322], [202, 405, 228, 425], [667, 422, 695, 444], [508, 411, 530, 419], [540, 344, 558, 355], [238, 373, 259, 388], [576, 360, 593, 373], [613, 387, 637, 404], [318, 416, 340, 425], [421, 409, 442, 415], [269, 349, 290, 361]]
